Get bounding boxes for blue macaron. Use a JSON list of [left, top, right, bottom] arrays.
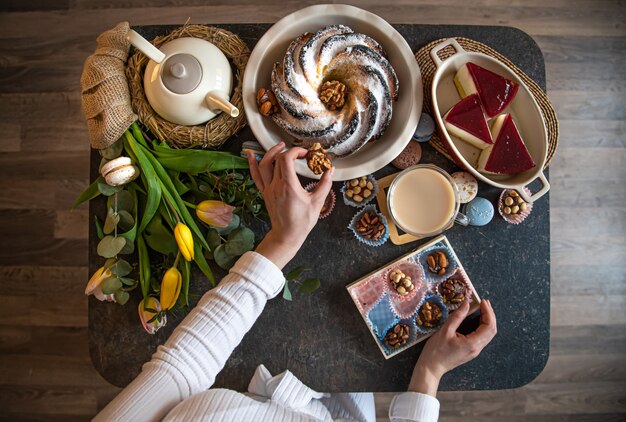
[[240, 141, 266, 161], [412, 112, 435, 142], [464, 197, 494, 226]]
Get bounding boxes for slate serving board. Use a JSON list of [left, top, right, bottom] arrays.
[[88, 23, 550, 392]]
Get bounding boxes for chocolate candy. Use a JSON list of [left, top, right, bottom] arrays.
[[439, 277, 468, 306], [384, 323, 410, 349], [416, 301, 443, 328]]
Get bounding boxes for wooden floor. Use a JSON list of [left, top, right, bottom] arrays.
[[0, 0, 624, 420]]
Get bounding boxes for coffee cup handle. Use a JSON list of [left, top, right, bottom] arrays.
[[454, 211, 469, 227]]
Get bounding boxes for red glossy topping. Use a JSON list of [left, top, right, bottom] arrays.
[[444, 94, 493, 145], [485, 114, 536, 174], [467, 63, 519, 118]]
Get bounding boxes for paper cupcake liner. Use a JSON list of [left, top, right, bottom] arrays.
[[349, 273, 388, 315], [384, 260, 424, 303], [414, 292, 449, 334], [415, 244, 459, 285], [366, 294, 399, 338], [498, 187, 533, 225], [348, 205, 390, 247], [389, 286, 427, 320], [380, 319, 419, 356], [437, 269, 473, 311], [341, 174, 379, 208], [304, 182, 336, 220]]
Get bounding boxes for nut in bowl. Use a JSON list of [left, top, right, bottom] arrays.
[[242, 4, 423, 180]]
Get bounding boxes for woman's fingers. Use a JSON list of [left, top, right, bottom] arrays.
[[441, 300, 470, 336], [277, 147, 308, 185], [466, 299, 497, 349], [247, 151, 264, 192], [259, 142, 285, 188], [311, 166, 334, 205]]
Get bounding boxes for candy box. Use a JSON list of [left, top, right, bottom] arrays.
[[346, 235, 481, 359]]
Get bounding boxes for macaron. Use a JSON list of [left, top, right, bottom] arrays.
[[412, 112, 435, 142], [392, 141, 422, 169], [464, 197, 494, 226], [451, 171, 478, 204], [240, 140, 266, 161], [100, 156, 140, 187]]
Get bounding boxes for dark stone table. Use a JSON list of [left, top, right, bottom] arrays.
[[89, 23, 550, 392]]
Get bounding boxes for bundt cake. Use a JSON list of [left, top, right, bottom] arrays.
[[270, 25, 399, 158]]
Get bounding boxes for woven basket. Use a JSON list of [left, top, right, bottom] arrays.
[[126, 25, 250, 148], [415, 37, 559, 168]]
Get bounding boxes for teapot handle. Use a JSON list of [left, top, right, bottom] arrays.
[[206, 91, 240, 117], [127, 30, 165, 64]]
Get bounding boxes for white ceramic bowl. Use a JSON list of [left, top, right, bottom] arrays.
[[430, 38, 550, 203], [242, 4, 423, 181]]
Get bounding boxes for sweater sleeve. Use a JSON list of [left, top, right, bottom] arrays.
[[93, 251, 285, 422], [389, 392, 440, 422]]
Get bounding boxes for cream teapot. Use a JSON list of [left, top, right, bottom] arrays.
[[128, 30, 239, 126]]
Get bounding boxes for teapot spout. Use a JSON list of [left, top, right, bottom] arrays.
[[127, 30, 166, 64], [206, 91, 239, 118]]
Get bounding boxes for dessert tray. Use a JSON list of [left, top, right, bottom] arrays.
[[347, 235, 480, 359], [242, 4, 423, 181]]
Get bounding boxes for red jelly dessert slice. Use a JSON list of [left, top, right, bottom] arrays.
[[454, 62, 519, 118], [478, 114, 536, 175], [443, 94, 493, 150]]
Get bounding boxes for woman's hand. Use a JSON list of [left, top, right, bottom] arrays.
[[408, 299, 497, 397], [248, 142, 334, 269]]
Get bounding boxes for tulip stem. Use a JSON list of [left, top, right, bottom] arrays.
[[183, 200, 197, 210], [173, 251, 181, 268], [163, 193, 181, 224]]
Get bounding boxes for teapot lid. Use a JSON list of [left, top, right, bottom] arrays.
[[161, 53, 202, 94]]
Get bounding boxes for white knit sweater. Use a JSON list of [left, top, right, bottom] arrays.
[[94, 252, 439, 421]]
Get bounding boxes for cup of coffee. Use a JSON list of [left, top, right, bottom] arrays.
[[387, 164, 468, 238]]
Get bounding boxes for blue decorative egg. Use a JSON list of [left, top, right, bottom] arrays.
[[464, 197, 494, 226], [240, 141, 266, 161], [412, 112, 435, 142]]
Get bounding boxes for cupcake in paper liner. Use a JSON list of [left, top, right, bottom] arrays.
[[348, 205, 389, 247], [380, 319, 419, 356], [415, 244, 458, 285], [498, 187, 533, 225], [414, 293, 449, 334], [366, 294, 399, 338], [349, 273, 388, 315], [437, 269, 473, 311], [304, 182, 336, 220], [384, 260, 424, 303], [341, 174, 379, 207]]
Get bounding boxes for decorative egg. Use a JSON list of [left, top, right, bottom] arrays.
[[451, 171, 478, 204], [464, 197, 494, 226], [392, 141, 422, 169], [240, 140, 266, 161], [412, 112, 435, 142]]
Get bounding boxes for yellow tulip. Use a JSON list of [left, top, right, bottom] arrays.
[[85, 266, 112, 296], [174, 223, 194, 261], [196, 200, 235, 228], [138, 297, 167, 334], [159, 267, 182, 310]]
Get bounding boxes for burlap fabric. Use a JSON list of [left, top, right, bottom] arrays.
[[81, 22, 137, 150]]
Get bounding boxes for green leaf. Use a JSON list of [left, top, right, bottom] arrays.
[[215, 213, 240, 235], [150, 276, 160, 293], [103, 209, 120, 235], [144, 215, 178, 257], [97, 179, 123, 196], [97, 236, 126, 258], [214, 244, 237, 270], [73, 177, 101, 208], [114, 290, 130, 305], [94, 216, 104, 240], [118, 185, 139, 245], [299, 278, 321, 293], [99, 139, 124, 159], [151, 142, 249, 174], [109, 258, 132, 277], [119, 277, 136, 286], [101, 276, 122, 294], [137, 234, 151, 299], [282, 282, 292, 301], [225, 227, 254, 257], [107, 190, 134, 212], [206, 229, 222, 252], [193, 241, 215, 286], [171, 171, 190, 196], [118, 237, 135, 255], [117, 210, 134, 232], [103, 258, 117, 269], [179, 259, 190, 307], [285, 266, 307, 281], [124, 131, 162, 234]]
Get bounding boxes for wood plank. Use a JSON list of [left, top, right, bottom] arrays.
[[535, 354, 626, 383], [551, 264, 626, 296], [524, 381, 626, 414], [0, 265, 87, 295], [551, 206, 626, 239], [551, 294, 626, 326], [556, 120, 626, 148], [550, 324, 626, 356], [54, 210, 89, 240], [0, 123, 21, 152], [0, 385, 97, 416], [0, 152, 89, 180], [0, 295, 87, 328], [0, 179, 88, 210]]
